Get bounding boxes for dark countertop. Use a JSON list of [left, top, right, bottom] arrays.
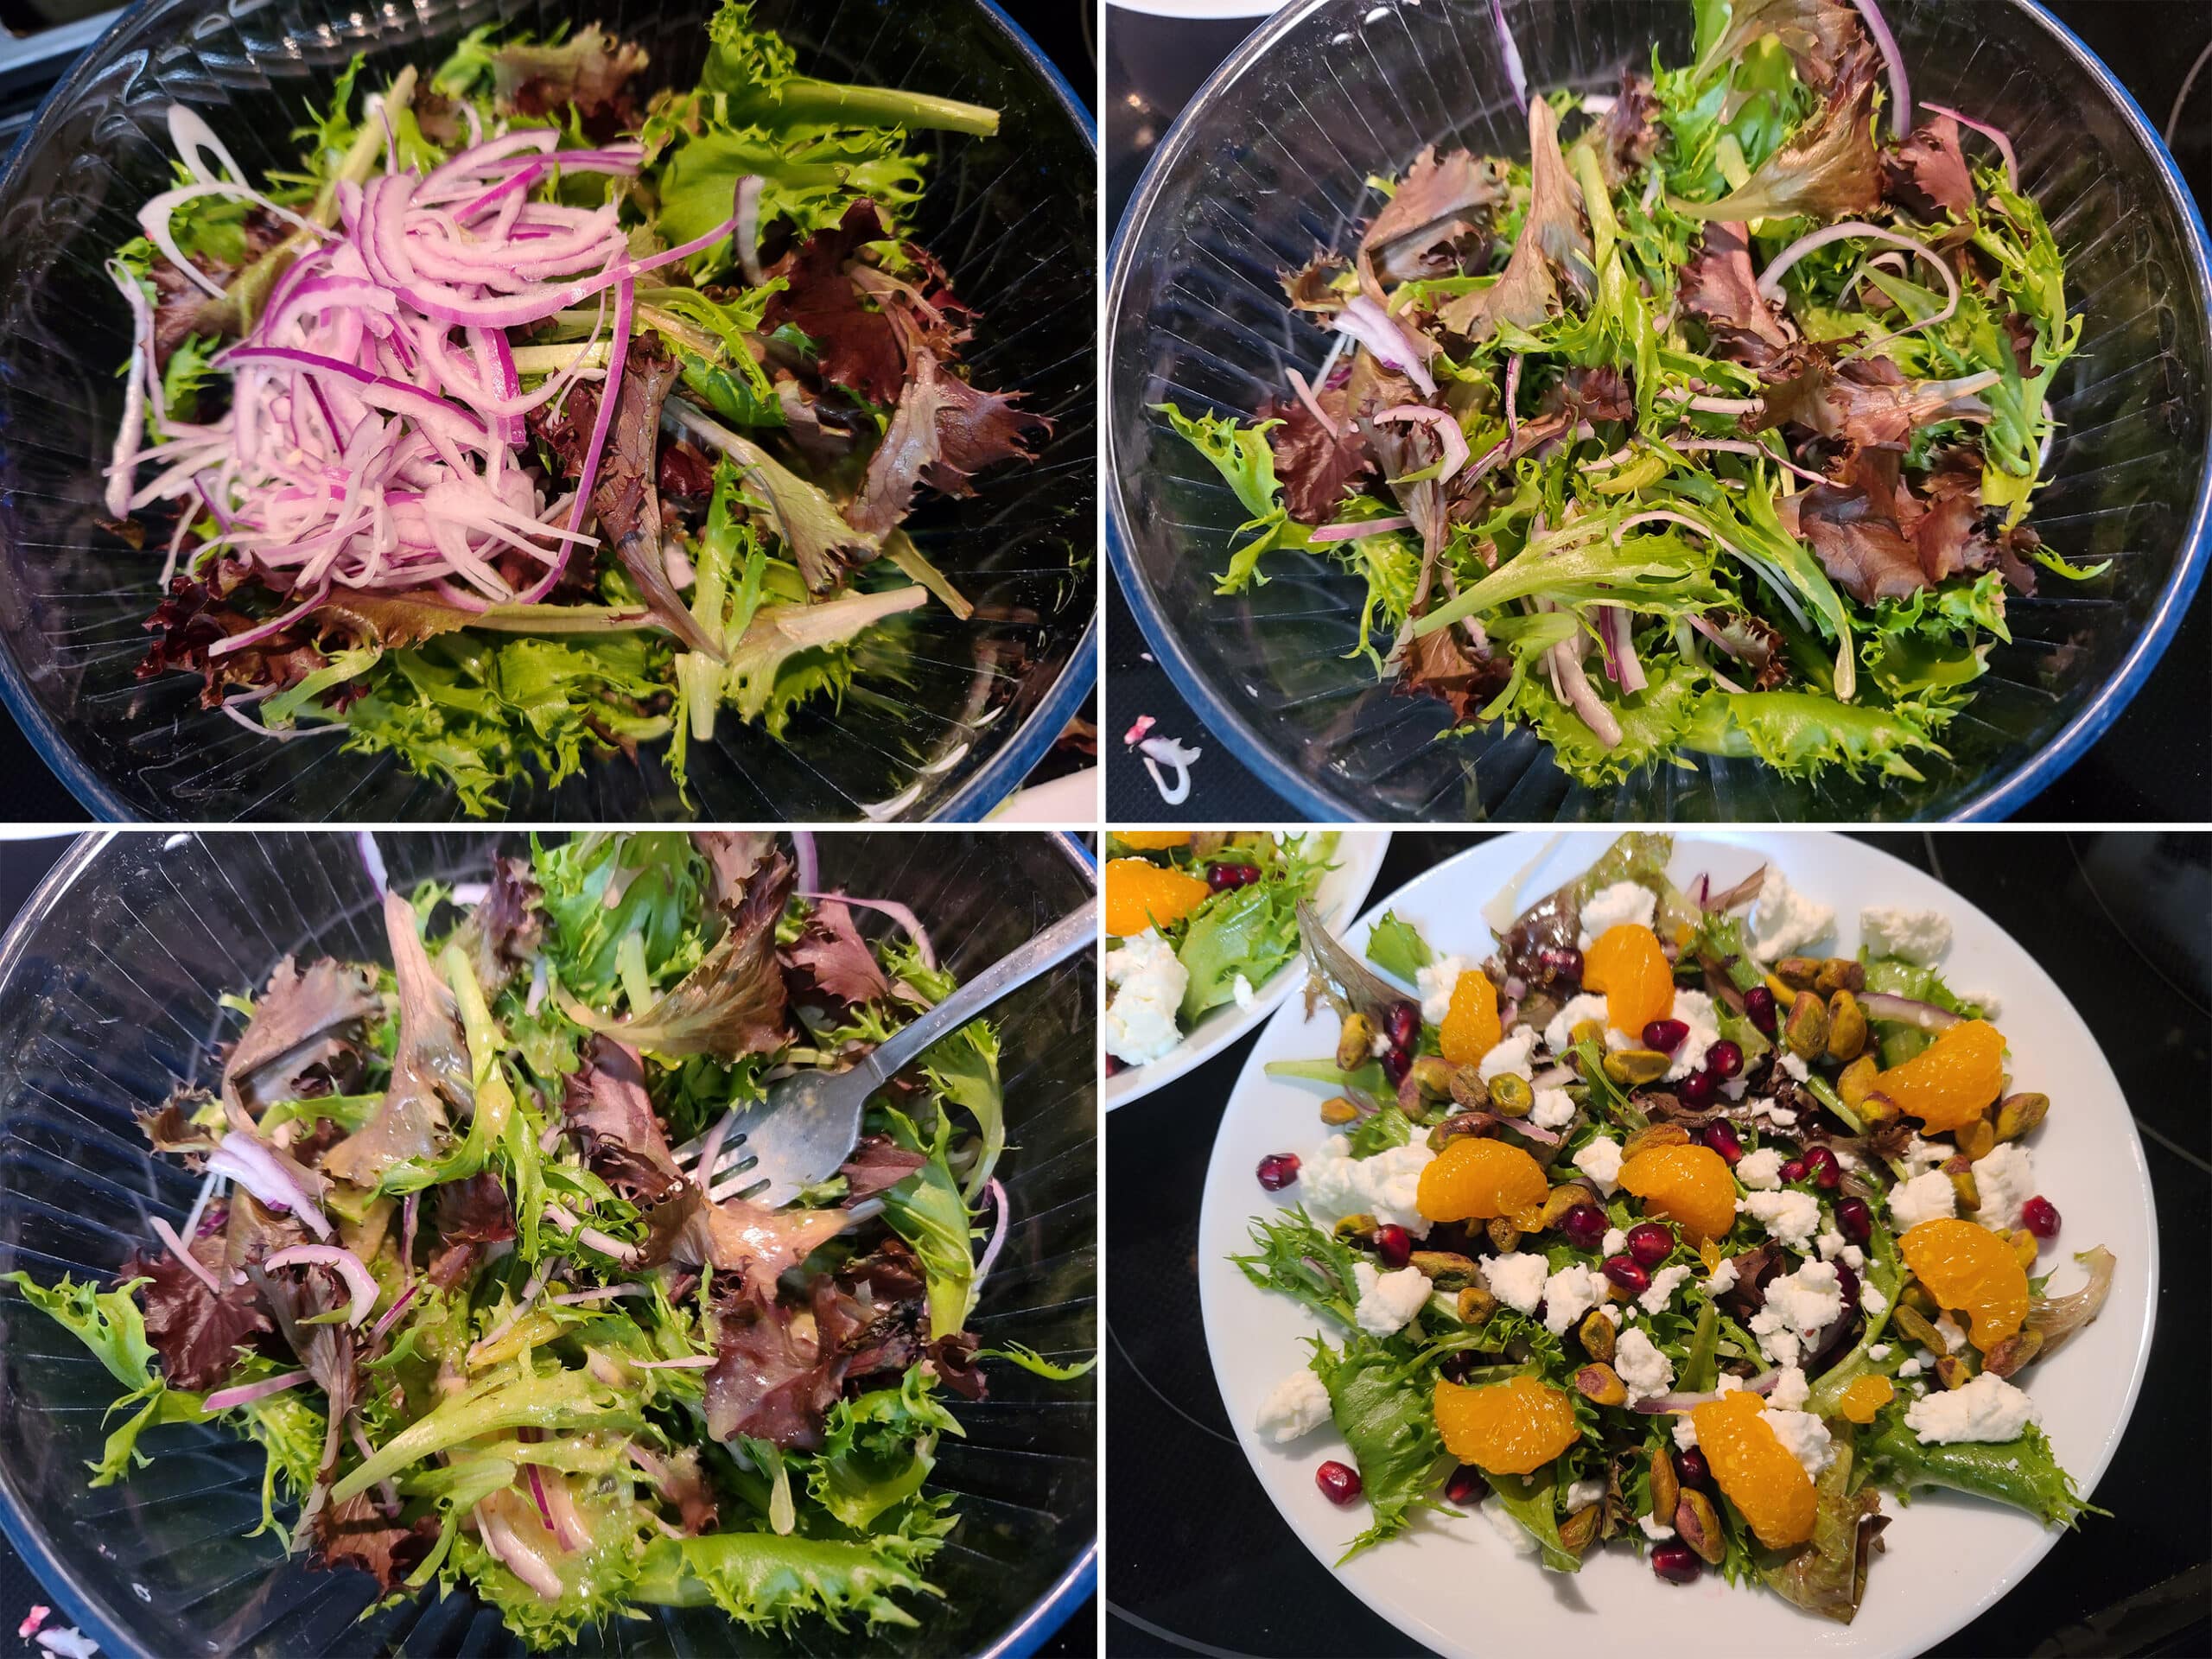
[[1103, 2, 2212, 824], [1105, 830, 2212, 1657]]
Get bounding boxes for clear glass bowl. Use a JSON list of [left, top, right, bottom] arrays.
[[0, 0, 1096, 823], [1105, 0, 2212, 821], [0, 830, 1096, 1657]]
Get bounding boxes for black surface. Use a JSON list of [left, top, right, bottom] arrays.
[[0, 0, 1098, 824], [1105, 830, 2212, 1658], [1103, 2, 2212, 824]]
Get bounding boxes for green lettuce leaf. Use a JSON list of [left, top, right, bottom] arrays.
[[1312, 1334, 1446, 1559]]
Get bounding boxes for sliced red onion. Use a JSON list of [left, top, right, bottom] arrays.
[[1632, 1370, 1781, 1414], [1503, 354, 1522, 439], [149, 1216, 221, 1296], [629, 1354, 716, 1370], [477, 1503, 563, 1600], [1310, 513, 1414, 544], [733, 174, 767, 286], [265, 1243, 378, 1327], [1333, 296, 1436, 398], [550, 1283, 645, 1306], [1374, 404, 1471, 486], [1756, 221, 1958, 343], [1660, 387, 1764, 416], [798, 891, 935, 969], [1920, 101, 2018, 192], [524, 1463, 570, 1548], [369, 1280, 419, 1344], [1488, 0, 1529, 109], [975, 1178, 1009, 1289], [207, 1133, 331, 1239], [203, 1368, 312, 1412], [1848, 0, 1911, 140], [792, 830, 819, 897], [1286, 367, 1340, 438], [521, 276, 633, 605], [1858, 991, 1961, 1030], [1548, 628, 1622, 748], [1670, 436, 1829, 486], [1139, 734, 1202, 806]]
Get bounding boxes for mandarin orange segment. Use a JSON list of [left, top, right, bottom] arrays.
[[1689, 1390, 1817, 1548], [1437, 969, 1503, 1065], [1416, 1137, 1548, 1223], [1433, 1374, 1580, 1476], [1838, 1375, 1896, 1424], [1580, 923, 1675, 1038], [1899, 1217, 2030, 1351], [1617, 1143, 1737, 1241], [1114, 831, 1192, 850], [1103, 858, 1212, 938], [1873, 1019, 2006, 1133]]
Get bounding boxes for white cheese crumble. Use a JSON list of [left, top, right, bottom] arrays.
[[1816, 1230, 1845, 1261], [1541, 1262, 1606, 1335], [1768, 1365, 1810, 1410], [1565, 1476, 1607, 1510], [1707, 1256, 1740, 1294], [1483, 1250, 1548, 1315], [1577, 880, 1656, 950], [1736, 1147, 1784, 1191], [1544, 992, 1611, 1052], [1861, 1283, 1889, 1318], [1638, 1263, 1692, 1316], [1778, 1052, 1810, 1083], [1639, 1512, 1675, 1541], [1860, 906, 1952, 966], [1889, 1169, 1958, 1230], [1416, 954, 1474, 1026], [1254, 1369, 1332, 1443], [1868, 1344, 1891, 1361], [1971, 1141, 2036, 1232], [1478, 1027, 1538, 1084], [1751, 868, 1834, 963], [1103, 929, 1188, 1064], [1352, 1261, 1432, 1337], [1663, 989, 1722, 1081], [1764, 1407, 1836, 1477], [1904, 1371, 2038, 1444], [1749, 1259, 1844, 1366], [1601, 1227, 1628, 1255], [1898, 1356, 1924, 1377], [1302, 1135, 1439, 1237], [1573, 1135, 1624, 1193], [1231, 973, 1255, 1010], [1738, 1187, 1821, 1248], [1758, 1098, 1799, 1128], [1934, 1313, 1967, 1354], [1530, 1088, 1577, 1130], [1673, 1417, 1700, 1452], [1614, 1326, 1675, 1403]]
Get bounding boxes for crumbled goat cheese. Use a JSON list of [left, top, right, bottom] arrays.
[[1751, 868, 1834, 963], [1544, 993, 1612, 1052], [1889, 1169, 1958, 1230], [1541, 1262, 1606, 1335], [1614, 1327, 1675, 1404], [1103, 929, 1188, 1064], [1707, 1256, 1740, 1294], [1764, 1407, 1836, 1477], [1417, 955, 1474, 1025], [1739, 1188, 1821, 1248], [1302, 1136, 1439, 1237], [1478, 1027, 1538, 1084], [1483, 1251, 1548, 1315], [1232, 973, 1255, 1010], [1860, 906, 1952, 966], [1898, 1357, 1924, 1377], [1639, 1264, 1692, 1316], [1971, 1141, 2036, 1231], [1566, 1477, 1608, 1510], [1573, 1135, 1624, 1193], [1816, 1230, 1845, 1261], [1934, 1313, 1967, 1354], [1778, 1052, 1810, 1082], [1862, 1284, 1889, 1318], [1673, 1417, 1700, 1452], [1904, 1371, 2039, 1444], [1578, 880, 1656, 950], [1255, 1369, 1332, 1444], [1768, 1365, 1811, 1410], [1959, 987, 2004, 1018], [1664, 989, 1722, 1081], [1901, 1135, 1951, 1175], [1601, 1227, 1628, 1256], [1749, 1260, 1844, 1366], [1530, 1088, 1577, 1130], [1736, 1147, 1784, 1191], [1352, 1262, 1432, 1337], [1639, 1512, 1675, 1541], [1841, 1244, 1865, 1269], [1868, 1344, 1891, 1361], [1758, 1098, 1798, 1128]]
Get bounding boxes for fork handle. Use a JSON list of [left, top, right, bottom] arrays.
[[860, 897, 1098, 1081]]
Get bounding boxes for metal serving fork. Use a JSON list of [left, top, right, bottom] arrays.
[[671, 895, 1098, 1208]]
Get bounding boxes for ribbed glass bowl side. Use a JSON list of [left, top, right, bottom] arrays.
[[1105, 0, 2211, 822], [0, 0, 1096, 823], [0, 831, 1096, 1658]]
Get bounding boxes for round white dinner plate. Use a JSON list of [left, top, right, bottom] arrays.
[[1108, 830, 1391, 1109], [1198, 830, 2158, 1659]]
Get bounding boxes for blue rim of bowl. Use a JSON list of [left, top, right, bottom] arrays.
[[1103, 0, 2212, 823], [0, 0, 1096, 825], [0, 828, 1099, 1659]]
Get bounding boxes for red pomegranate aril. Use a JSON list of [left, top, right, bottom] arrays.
[[1678, 1070, 1716, 1108], [1375, 1224, 1413, 1270], [1104, 1054, 1124, 1077], [2021, 1196, 2060, 1239], [1625, 1222, 1674, 1268], [1316, 1461, 1363, 1505], [1538, 945, 1586, 984], [1381, 1046, 1412, 1088], [1700, 1120, 1744, 1165], [1256, 1154, 1300, 1192], [1445, 1465, 1489, 1505], [1706, 1039, 1744, 1079], [1383, 1002, 1421, 1052], [1780, 1158, 1808, 1184], [1651, 1541, 1702, 1584], [1834, 1260, 1860, 1310], [1743, 986, 1777, 1034], [1834, 1196, 1873, 1245], [1803, 1144, 1840, 1190], [1675, 1448, 1711, 1487], [1560, 1204, 1610, 1249], [1643, 1018, 1690, 1053], [1601, 1254, 1650, 1295], [1207, 861, 1262, 892]]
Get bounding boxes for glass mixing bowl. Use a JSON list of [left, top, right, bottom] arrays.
[[0, 830, 1096, 1656], [1105, 0, 2211, 821], [0, 0, 1096, 822]]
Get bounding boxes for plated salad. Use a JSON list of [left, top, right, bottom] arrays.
[[10, 832, 1084, 1647], [106, 6, 1048, 812], [1237, 832, 2112, 1622], [1103, 831, 1338, 1070], [1166, 0, 2098, 791]]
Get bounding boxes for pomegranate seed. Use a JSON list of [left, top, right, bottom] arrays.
[[1834, 1196, 1873, 1245], [1651, 1541, 1701, 1584], [1780, 1158, 1808, 1184], [1700, 1120, 1744, 1165], [1381, 1046, 1412, 1088], [1440, 1351, 1478, 1383], [1678, 1070, 1716, 1107], [1206, 861, 1262, 892], [1256, 1154, 1300, 1192], [1560, 1204, 1610, 1249], [1539, 945, 1585, 983], [1625, 1222, 1674, 1268], [1104, 1054, 1124, 1077], [1445, 1465, 1489, 1505], [1743, 986, 1777, 1034], [1643, 1018, 1689, 1053], [1834, 1260, 1860, 1309], [1803, 1144, 1840, 1190], [2021, 1196, 2060, 1239], [1316, 1461, 1362, 1504], [1675, 1449, 1711, 1487], [1375, 1224, 1413, 1270], [1383, 1002, 1420, 1052], [1601, 1254, 1650, 1295], [1706, 1039, 1744, 1079]]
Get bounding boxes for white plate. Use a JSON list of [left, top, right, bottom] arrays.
[[1107, 830, 1391, 1109], [1198, 830, 2158, 1659]]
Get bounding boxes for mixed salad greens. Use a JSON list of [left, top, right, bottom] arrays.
[[108, 7, 1049, 812], [10, 832, 1086, 1647], [1166, 0, 2098, 791], [1238, 832, 2112, 1621], [1102, 831, 1338, 1070]]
